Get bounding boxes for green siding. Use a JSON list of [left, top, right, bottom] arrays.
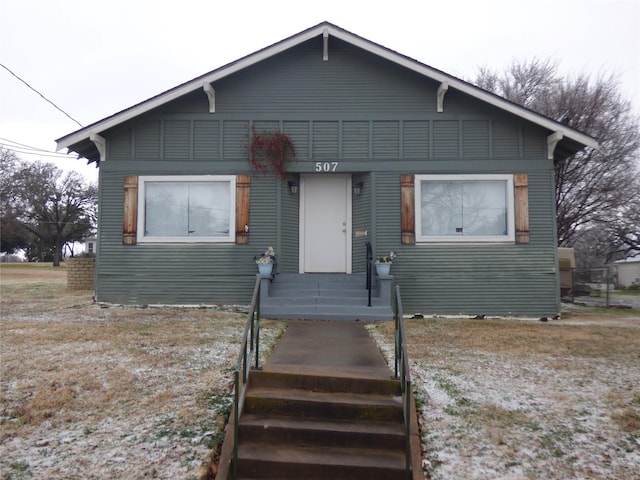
[[193, 120, 219, 160], [403, 121, 429, 159], [223, 121, 249, 160], [313, 121, 339, 159], [462, 120, 490, 157], [283, 121, 310, 160], [372, 121, 399, 159], [343, 121, 369, 159], [163, 120, 190, 159], [432, 121, 459, 157], [95, 35, 562, 316], [135, 120, 161, 158]]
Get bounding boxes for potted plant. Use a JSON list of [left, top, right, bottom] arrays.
[[254, 246, 276, 275], [375, 251, 396, 276]]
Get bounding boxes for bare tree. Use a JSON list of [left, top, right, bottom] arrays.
[[1, 150, 97, 265], [473, 59, 640, 261]]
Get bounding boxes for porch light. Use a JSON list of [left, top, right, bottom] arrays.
[[288, 181, 299, 194], [353, 182, 364, 197]]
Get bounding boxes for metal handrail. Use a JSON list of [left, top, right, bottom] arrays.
[[394, 285, 412, 479], [365, 241, 373, 307], [231, 276, 262, 479]]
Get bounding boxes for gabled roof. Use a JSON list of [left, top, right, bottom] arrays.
[[56, 21, 599, 163]]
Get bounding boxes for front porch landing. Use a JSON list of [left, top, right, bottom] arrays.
[[258, 273, 394, 321]]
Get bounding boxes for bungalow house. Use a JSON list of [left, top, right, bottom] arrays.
[[56, 22, 598, 317]]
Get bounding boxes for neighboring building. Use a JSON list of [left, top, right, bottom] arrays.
[[616, 256, 640, 288], [56, 22, 597, 316], [83, 237, 97, 255]]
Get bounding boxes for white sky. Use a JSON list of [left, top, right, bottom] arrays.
[[1, 0, 639, 182]]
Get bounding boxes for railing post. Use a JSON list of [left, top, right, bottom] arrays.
[[254, 314, 260, 370], [366, 241, 372, 307], [233, 369, 239, 480]]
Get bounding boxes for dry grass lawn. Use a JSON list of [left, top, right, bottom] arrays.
[[369, 306, 640, 479], [0, 263, 284, 480], [1, 263, 639, 479]]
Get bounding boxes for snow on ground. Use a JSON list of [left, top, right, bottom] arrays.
[[369, 316, 640, 480], [2, 267, 639, 479]]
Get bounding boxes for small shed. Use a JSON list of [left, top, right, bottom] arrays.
[[616, 257, 640, 288]]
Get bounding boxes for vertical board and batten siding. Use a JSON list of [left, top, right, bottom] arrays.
[[95, 34, 561, 314]]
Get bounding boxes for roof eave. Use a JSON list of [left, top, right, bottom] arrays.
[[56, 21, 599, 155]]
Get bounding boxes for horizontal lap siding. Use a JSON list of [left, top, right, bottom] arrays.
[[193, 121, 219, 159], [96, 35, 559, 314], [352, 173, 372, 273], [95, 165, 277, 305], [280, 180, 299, 273], [374, 171, 559, 316]]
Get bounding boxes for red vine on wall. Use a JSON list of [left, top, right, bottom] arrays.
[[248, 127, 296, 181]]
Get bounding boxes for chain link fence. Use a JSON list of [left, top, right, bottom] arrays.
[[561, 267, 612, 307]]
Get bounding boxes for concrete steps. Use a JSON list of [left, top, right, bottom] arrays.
[[231, 370, 408, 480], [234, 443, 406, 480], [259, 273, 393, 321]]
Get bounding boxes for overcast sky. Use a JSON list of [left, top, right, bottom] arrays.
[[1, 0, 638, 181]]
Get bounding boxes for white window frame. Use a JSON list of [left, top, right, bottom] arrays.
[[415, 174, 515, 243], [137, 175, 236, 243]]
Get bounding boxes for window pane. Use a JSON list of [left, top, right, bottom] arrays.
[[461, 181, 508, 236], [188, 182, 230, 237], [145, 182, 188, 237], [421, 181, 463, 236], [420, 179, 508, 238], [144, 180, 231, 239]]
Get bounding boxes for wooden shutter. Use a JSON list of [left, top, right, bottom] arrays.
[[123, 176, 138, 245], [235, 175, 250, 244], [400, 175, 415, 244], [514, 173, 529, 244]]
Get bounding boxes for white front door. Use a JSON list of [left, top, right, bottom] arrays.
[[300, 174, 352, 273]]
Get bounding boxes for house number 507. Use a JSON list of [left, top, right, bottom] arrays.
[[315, 162, 339, 172]]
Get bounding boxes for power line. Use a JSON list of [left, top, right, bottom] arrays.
[[0, 142, 78, 160], [0, 137, 57, 153], [0, 63, 84, 128]]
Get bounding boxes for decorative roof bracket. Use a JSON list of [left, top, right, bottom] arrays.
[[547, 131, 564, 160], [203, 83, 215, 113], [437, 82, 448, 112], [323, 27, 329, 61], [89, 132, 106, 163]]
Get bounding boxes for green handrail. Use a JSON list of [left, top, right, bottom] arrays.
[[394, 285, 412, 479], [231, 276, 262, 479]]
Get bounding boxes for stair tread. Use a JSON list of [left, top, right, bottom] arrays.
[[239, 413, 405, 435], [237, 442, 406, 469], [249, 369, 401, 393], [246, 387, 402, 407]]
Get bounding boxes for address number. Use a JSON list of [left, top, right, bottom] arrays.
[[315, 162, 339, 172]]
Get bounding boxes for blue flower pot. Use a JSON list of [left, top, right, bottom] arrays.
[[258, 263, 273, 275], [375, 263, 391, 276]]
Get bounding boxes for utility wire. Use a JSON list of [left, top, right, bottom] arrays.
[[0, 143, 78, 160], [0, 137, 59, 153], [0, 138, 75, 156], [0, 63, 84, 128]]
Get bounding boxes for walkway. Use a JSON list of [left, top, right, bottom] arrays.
[[263, 320, 393, 379]]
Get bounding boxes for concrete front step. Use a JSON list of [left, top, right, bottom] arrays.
[[235, 443, 406, 480], [259, 273, 393, 320], [245, 386, 403, 422], [248, 370, 400, 395], [259, 305, 393, 321], [238, 414, 405, 449]]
